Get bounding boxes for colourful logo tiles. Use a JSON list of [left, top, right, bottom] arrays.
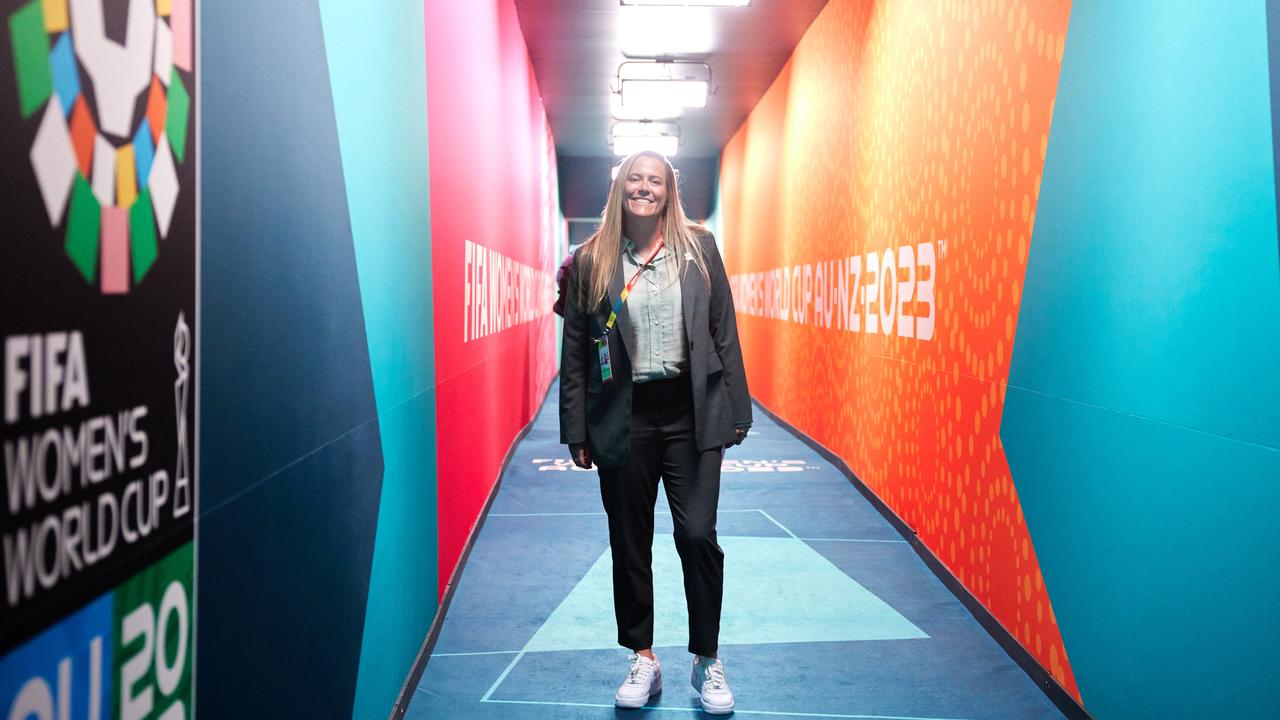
[[0, 543, 193, 720], [7, 0, 193, 294]]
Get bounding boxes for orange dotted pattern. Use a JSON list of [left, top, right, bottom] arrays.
[[720, 0, 1078, 697]]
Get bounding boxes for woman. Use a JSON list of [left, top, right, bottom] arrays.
[[559, 151, 751, 714]]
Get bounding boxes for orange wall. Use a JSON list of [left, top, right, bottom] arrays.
[[720, 0, 1077, 695]]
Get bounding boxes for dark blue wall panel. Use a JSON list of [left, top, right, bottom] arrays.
[[199, 0, 383, 716]]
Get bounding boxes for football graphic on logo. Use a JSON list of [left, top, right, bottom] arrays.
[[9, 0, 192, 294]]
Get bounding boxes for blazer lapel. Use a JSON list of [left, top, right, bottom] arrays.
[[680, 249, 699, 335], [609, 256, 636, 361]]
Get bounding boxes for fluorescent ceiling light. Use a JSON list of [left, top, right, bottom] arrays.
[[621, 1, 750, 6], [611, 121, 681, 157], [613, 121, 678, 136], [618, 60, 709, 81], [611, 93, 683, 121], [616, 62, 711, 109], [621, 79, 708, 109], [613, 135, 680, 157], [618, 7, 713, 56]]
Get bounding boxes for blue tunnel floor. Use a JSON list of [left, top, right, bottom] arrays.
[[406, 382, 1066, 720]]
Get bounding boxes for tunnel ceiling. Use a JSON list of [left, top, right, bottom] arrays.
[[515, 0, 829, 218]]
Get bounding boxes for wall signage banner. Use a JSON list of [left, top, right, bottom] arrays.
[[426, 0, 561, 597], [1, 1, 197, 718], [718, 0, 1079, 696]]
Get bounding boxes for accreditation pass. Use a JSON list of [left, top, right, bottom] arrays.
[[597, 338, 613, 383]]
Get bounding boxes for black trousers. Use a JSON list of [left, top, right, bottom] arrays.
[[598, 374, 725, 657]]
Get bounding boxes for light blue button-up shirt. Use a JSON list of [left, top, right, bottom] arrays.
[[622, 238, 688, 383]]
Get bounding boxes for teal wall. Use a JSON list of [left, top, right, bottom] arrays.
[[316, 3, 439, 720], [200, 1, 390, 716], [199, 0, 442, 717], [1003, 1, 1280, 718]]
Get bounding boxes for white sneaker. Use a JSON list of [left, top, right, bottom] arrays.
[[615, 653, 662, 708], [691, 656, 734, 714]]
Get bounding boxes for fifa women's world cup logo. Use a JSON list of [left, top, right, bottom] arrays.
[[9, 0, 193, 294]]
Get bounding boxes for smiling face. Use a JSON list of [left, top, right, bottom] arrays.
[[622, 155, 669, 220]]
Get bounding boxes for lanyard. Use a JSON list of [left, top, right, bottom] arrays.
[[595, 239, 665, 344]]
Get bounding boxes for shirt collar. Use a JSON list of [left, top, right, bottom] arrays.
[[622, 236, 668, 264]]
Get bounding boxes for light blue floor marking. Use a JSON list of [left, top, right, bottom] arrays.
[[431, 650, 521, 657], [488, 509, 767, 517], [479, 650, 526, 702], [486, 507, 611, 512], [521, 535, 928, 653], [479, 698, 974, 720], [799, 537, 909, 544], [755, 509, 800, 539], [486, 512, 905, 544]]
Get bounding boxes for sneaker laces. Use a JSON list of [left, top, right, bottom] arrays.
[[626, 654, 654, 686], [703, 661, 726, 690]]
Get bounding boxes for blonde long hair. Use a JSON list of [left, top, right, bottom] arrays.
[[576, 151, 711, 311]]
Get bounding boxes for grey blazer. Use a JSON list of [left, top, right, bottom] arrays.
[[559, 231, 752, 468]]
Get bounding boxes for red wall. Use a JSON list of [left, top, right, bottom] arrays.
[[425, 0, 560, 598]]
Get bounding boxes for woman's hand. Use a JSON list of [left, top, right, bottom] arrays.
[[725, 427, 749, 449], [569, 442, 594, 469]]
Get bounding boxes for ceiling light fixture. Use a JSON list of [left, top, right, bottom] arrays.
[[616, 62, 712, 110], [618, 6, 714, 57], [623, 80, 708, 109], [611, 93, 683, 121], [610, 121, 681, 157]]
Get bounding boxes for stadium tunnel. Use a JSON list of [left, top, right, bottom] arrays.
[[1, 1, 1277, 719]]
